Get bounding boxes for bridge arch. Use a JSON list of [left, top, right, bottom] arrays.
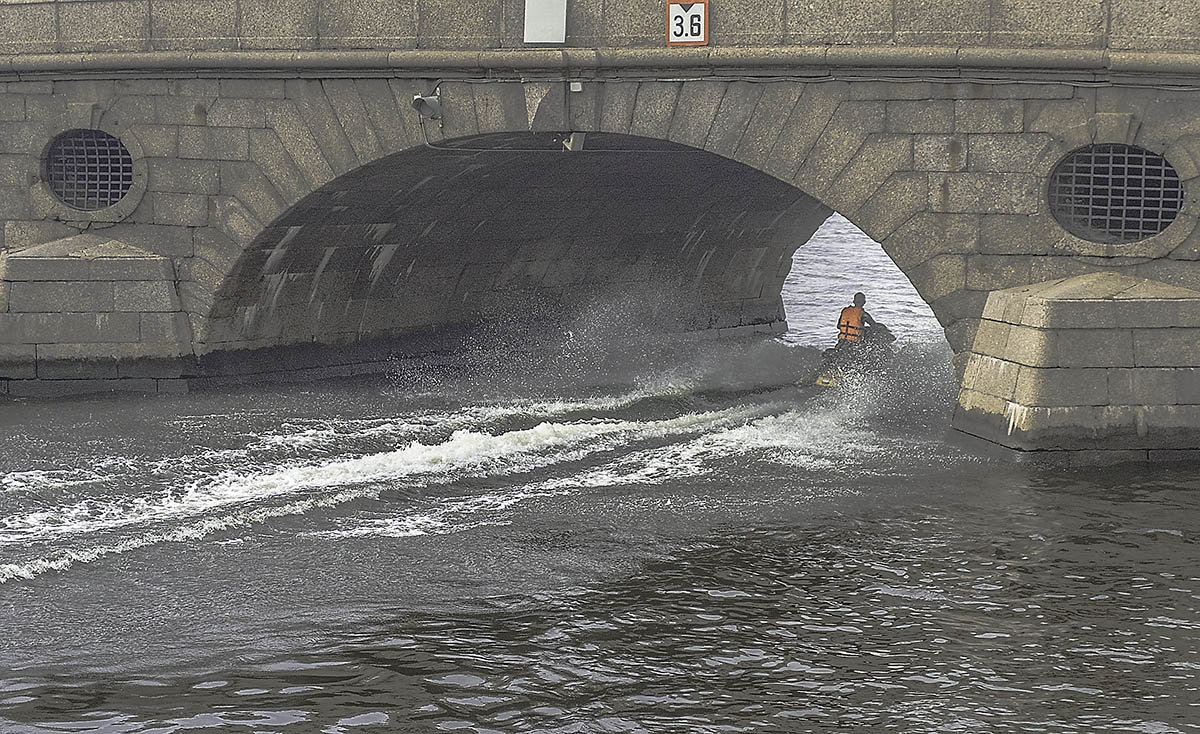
[[194, 78, 1003, 361]]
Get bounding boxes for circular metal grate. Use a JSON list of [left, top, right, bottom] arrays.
[[45, 129, 134, 211], [1048, 144, 1183, 244]]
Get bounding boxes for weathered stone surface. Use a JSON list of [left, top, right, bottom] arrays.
[[180, 126, 249, 160], [419, 0, 500, 48], [0, 96, 23, 122], [148, 158, 220, 195], [665, 81, 725, 149], [0, 4, 54, 54], [822, 135, 912, 215], [704, 82, 763, 157], [794, 101, 886, 195], [761, 81, 845, 182], [887, 100, 954, 134], [966, 254, 1033, 291], [281, 80, 360, 174], [151, 192, 209, 227], [967, 134, 1053, 173], [992, 1, 1107, 49], [734, 83, 803, 169], [956, 100, 1025, 134], [317, 0, 414, 48], [140, 312, 192, 344], [129, 124, 179, 157], [263, 103, 336, 192], [469, 83, 524, 136], [905, 254, 966, 303], [709, 0, 785, 45], [895, 0, 990, 45], [1013, 365, 1109, 407], [154, 96, 209, 126], [219, 162, 287, 227], [1133, 330, 1200, 368], [115, 281, 181, 312], [323, 79, 383, 164], [961, 353, 1020, 399], [354, 79, 415, 153], [240, 0, 317, 49], [883, 212, 978, 270], [0, 345, 35, 378], [928, 173, 1039, 214], [1, 313, 142, 344], [955, 273, 1200, 453], [9, 377, 161, 396], [852, 172, 927, 242], [1111, 0, 1200, 53], [785, 0, 891, 45], [10, 282, 114, 313], [247, 128, 316, 204], [6, 236, 174, 281], [59, 0, 150, 53], [1109, 368, 1179, 405], [151, 0, 239, 50], [4, 0, 1176, 54], [630, 82, 680, 141], [529, 84, 568, 131]]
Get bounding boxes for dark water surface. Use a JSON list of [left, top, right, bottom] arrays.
[[3, 217, 1200, 733]]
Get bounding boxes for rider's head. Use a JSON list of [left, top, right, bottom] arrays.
[[853, 292, 866, 307]]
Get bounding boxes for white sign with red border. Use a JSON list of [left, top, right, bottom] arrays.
[[667, 1, 708, 46]]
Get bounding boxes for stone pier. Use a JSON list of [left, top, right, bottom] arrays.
[[953, 273, 1200, 460]]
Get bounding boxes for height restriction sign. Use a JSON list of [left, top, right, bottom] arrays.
[[667, 1, 708, 46]]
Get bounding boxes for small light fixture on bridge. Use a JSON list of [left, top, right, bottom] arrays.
[[562, 132, 586, 151], [411, 93, 441, 120]]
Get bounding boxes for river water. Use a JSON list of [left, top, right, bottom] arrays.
[[2, 216, 1199, 733]]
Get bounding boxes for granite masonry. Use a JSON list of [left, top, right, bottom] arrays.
[[1, 0, 1200, 457]]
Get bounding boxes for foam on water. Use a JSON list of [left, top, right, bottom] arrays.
[[0, 400, 774, 582], [0, 468, 111, 493], [540, 398, 891, 490], [312, 395, 904, 542]]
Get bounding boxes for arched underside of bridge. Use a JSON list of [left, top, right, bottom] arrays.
[[201, 132, 842, 356]]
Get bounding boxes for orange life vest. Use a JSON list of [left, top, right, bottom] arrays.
[[838, 306, 865, 342]]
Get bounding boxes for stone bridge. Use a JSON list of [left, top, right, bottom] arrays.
[[3, 0, 1200, 459]]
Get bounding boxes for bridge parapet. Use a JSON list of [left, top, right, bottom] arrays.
[[0, 0, 1196, 56]]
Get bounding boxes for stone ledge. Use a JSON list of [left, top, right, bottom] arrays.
[[2, 47, 1200, 80], [5, 234, 175, 281], [955, 390, 1200, 451]]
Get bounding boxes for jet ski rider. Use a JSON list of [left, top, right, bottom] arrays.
[[836, 292, 876, 350]]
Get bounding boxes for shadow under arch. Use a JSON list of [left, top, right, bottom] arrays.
[[202, 131, 937, 369]]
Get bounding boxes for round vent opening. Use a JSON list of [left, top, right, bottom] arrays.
[[45, 129, 135, 211], [1048, 144, 1183, 244]]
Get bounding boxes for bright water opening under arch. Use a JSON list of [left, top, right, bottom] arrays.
[[782, 214, 944, 348]]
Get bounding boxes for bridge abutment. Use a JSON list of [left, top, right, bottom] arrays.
[[954, 273, 1200, 460]]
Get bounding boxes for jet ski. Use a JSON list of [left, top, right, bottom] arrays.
[[812, 322, 897, 388]]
